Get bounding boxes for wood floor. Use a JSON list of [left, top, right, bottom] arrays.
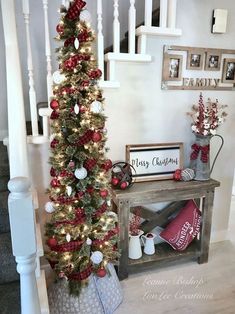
[[115, 201, 235, 314]]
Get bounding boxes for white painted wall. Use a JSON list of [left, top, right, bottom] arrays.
[[104, 0, 235, 240]]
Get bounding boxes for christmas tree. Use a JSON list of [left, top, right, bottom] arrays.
[[45, 0, 119, 295]]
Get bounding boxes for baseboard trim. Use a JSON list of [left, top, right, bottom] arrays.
[[210, 229, 228, 243], [0, 130, 8, 141]]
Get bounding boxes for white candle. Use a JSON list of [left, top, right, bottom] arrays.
[[22, 0, 29, 14]]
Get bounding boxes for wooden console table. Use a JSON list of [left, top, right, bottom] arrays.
[[111, 179, 220, 280]]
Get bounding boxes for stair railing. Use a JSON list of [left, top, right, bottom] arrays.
[[22, 0, 39, 137], [8, 177, 41, 314]]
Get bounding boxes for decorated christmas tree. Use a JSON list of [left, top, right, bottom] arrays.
[[45, 0, 119, 295]]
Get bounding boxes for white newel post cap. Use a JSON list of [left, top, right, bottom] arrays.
[[8, 177, 31, 198]]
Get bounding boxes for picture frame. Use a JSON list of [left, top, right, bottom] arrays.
[[186, 49, 204, 70], [222, 58, 235, 83], [126, 143, 184, 182], [204, 50, 221, 71], [162, 54, 183, 81]]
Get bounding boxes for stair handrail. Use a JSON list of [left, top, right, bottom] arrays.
[[8, 177, 41, 314]]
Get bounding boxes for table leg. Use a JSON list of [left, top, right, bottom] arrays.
[[198, 190, 215, 264], [117, 199, 130, 280]]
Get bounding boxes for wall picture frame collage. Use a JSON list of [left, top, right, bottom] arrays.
[[162, 45, 235, 90]]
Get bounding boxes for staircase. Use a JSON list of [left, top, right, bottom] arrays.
[[0, 142, 20, 314]]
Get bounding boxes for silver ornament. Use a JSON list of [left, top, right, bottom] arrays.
[[74, 38, 80, 50], [74, 167, 88, 180], [45, 202, 55, 213], [80, 9, 92, 23], [66, 186, 72, 196], [53, 71, 65, 84], [74, 104, 80, 114], [90, 101, 102, 114], [90, 251, 103, 264], [66, 233, 71, 242], [86, 238, 92, 245], [181, 168, 195, 181]]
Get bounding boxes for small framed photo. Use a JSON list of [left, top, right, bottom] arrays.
[[187, 50, 204, 70], [162, 54, 183, 81], [222, 58, 235, 83], [126, 143, 184, 182], [204, 51, 221, 71]]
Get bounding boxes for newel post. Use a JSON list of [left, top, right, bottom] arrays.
[[8, 177, 40, 314]]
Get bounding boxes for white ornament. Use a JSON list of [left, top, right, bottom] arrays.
[[74, 104, 80, 114], [75, 167, 88, 180], [80, 10, 92, 23], [74, 38, 80, 50], [90, 101, 102, 114], [86, 238, 92, 245], [90, 251, 103, 264], [45, 202, 55, 213], [50, 133, 56, 142], [107, 200, 111, 206], [66, 233, 71, 242], [53, 71, 65, 84], [66, 186, 72, 196]]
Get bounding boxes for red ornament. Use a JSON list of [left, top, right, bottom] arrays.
[[173, 169, 182, 181], [50, 99, 59, 110], [47, 238, 58, 247], [51, 178, 60, 188], [76, 207, 85, 219], [89, 69, 102, 80], [56, 23, 64, 35], [92, 132, 102, 143], [64, 58, 77, 70], [87, 186, 94, 194], [102, 159, 112, 171], [50, 110, 59, 120], [68, 160, 75, 168], [100, 189, 108, 198], [50, 167, 56, 177], [80, 106, 86, 113], [84, 158, 97, 171], [120, 181, 128, 190], [96, 268, 106, 278], [50, 139, 59, 149], [80, 80, 90, 88], [111, 177, 119, 186]]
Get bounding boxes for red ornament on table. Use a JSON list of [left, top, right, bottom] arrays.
[[50, 99, 59, 110], [173, 169, 182, 181], [92, 131, 102, 143], [96, 267, 106, 278], [100, 189, 108, 198], [111, 177, 119, 186], [47, 238, 58, 247], [120, 181, 128, 190]]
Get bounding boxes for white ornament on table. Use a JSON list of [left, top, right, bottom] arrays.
[[45, 202, 55, 213], [66, 186, 72, 196], [53, 70, 65, 84], [75, 167, 88, 180], [66, 233, 71, 242], [74, 103, 80, 114], [80, 9, 92, 23], [90, 251, 103, 264], [74, 38, 80, 50], [90, 101, 102, 114]]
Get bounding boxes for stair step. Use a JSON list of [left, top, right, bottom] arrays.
[[0, 280, 20, 314], [0, 233, 19, 284], [0, 191, 10, 233], [0, 176, 9, 192]]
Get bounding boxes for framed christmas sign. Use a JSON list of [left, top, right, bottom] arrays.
[[126, 143, 183, 182]]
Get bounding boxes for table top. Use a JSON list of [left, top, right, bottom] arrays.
[[111, 179, 220, 200]]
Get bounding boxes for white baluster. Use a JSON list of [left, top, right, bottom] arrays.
[[1, 0, 29, 178], [128, 0, 136, 54], [8, 177, 40, 314], [97, 0, 104, 80], [160, 0, 168, 28], [113, 0, 120, 53], [145, 0, 153, 27], [23, 0, 39, 137], [42, 0, 53, 105], [168, 0, 177, 28]]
